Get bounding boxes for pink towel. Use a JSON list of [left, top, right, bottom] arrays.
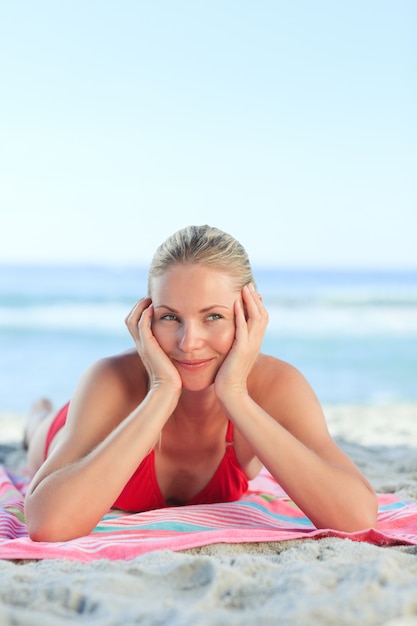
[[1, 465, 416, 562]]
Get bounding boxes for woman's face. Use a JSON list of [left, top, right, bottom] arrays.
[[150, 264, 240, 391]]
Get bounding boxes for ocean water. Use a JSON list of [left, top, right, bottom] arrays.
[[1, 265, 417, 413]]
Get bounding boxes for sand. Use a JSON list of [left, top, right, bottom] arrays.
[[1, 405, 417, 625]]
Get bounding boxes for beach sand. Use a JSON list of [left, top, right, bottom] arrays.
[[1, 405, 417, 625]]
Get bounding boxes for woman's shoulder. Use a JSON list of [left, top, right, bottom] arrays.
[[249, 353, 311, 397], [80, 349, 148, 399], [248, 354, 324, 432], [252, 353, 301, 378]]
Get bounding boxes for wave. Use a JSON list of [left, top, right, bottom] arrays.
[[2, 265, 417, 338], [266, 304, 417, 337], [1, 301, 417, 337], [0, 304, 128, 334]]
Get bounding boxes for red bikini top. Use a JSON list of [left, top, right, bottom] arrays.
[[45, 403, 249, 513], [112, 420, 249, 512]]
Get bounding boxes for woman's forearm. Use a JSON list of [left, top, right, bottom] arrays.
[[25, 388, 178, 542], [220, 393, 378, 532]]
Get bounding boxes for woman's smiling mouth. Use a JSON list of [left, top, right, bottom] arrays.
[[173, 359, 214, 371]]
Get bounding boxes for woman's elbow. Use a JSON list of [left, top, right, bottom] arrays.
[[27, 518, 87, 543], [25, 501, 84, 543], [335, 490, 379, 533], [351, 491, 379, 532], [314, 489, 378, 533], [25, 509, 64, 542]]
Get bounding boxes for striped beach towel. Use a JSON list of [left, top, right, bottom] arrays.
[[1, 465, 416, 562]]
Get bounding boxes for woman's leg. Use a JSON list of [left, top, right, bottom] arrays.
[[25, 399, 57, 476]]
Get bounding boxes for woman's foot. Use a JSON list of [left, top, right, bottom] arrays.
[[23, 398, 54, 450]]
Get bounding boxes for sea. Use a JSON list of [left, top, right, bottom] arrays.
[[1, 264, 417, 414]]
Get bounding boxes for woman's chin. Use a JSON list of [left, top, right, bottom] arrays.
[[180, 374, 216, 392]]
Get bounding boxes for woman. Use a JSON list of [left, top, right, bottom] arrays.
[[24, 225, 378, 541]]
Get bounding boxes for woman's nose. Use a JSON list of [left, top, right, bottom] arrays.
[[178, 323, 204, 352]]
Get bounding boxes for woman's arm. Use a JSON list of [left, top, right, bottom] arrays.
[[215, 285, 378, 532], [222, 360, 377, 531], [24, 359, 179, 542], [25, 298, 182, 542]]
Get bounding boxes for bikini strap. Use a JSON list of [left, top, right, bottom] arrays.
[[225, 420, 234, 445]]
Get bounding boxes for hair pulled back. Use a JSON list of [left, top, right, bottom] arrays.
[[148, 225, 255, 294]]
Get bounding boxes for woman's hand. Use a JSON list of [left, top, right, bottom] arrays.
[[214, 283, 269, 402], [125, 298, 182, 395]]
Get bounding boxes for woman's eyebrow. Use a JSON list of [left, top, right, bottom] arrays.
[[200, 305, 230, 313], [153, 305, 178, 312], [154, 304, 230, 313]]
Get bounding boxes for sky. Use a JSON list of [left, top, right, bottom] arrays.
[[1, 1, 416, 269]]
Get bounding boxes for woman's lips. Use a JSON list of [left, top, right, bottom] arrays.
[[173, 359, 213, 371]]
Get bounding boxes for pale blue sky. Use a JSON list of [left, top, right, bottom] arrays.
[[1, 1, 416, 268]]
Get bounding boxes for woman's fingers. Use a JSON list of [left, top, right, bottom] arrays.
[[125, 297, 152, 334], [125, 297, 152, 321], [242, 284, 268, 329]]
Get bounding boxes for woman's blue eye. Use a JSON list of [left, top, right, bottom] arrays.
[[160, 313, 222, 322]]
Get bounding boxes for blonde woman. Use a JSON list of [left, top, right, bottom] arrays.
[[24, 225, 377, 541]]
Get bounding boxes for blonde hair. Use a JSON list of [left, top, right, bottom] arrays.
[[148, 225, 255, 294]]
